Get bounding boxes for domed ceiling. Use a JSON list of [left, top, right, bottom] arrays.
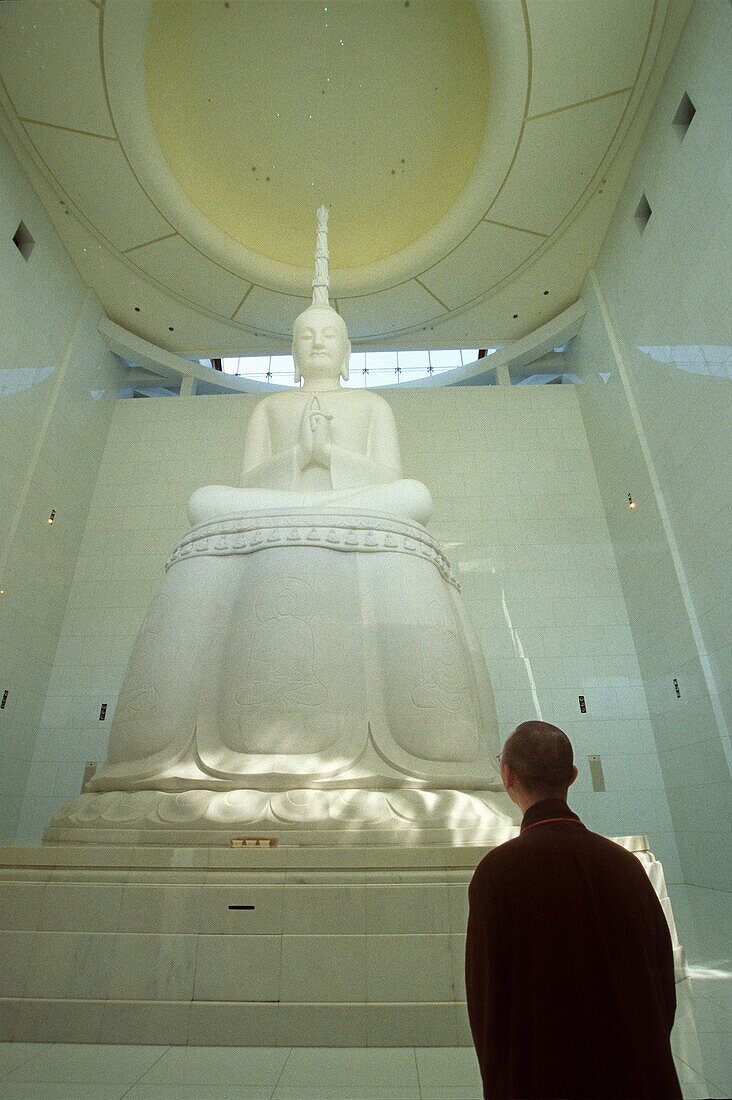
[[147, 0, 490, 269], [0, 0, 691, 353]]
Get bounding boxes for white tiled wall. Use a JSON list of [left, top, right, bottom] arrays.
[[561, 3, 732, 1078], [17, 383, 680, 879], [566, 0, 732, 892], [397, 387, 678, 873], [0, 133, 125, 842]]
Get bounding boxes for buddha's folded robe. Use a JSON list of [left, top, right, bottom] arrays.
[[188, 389, 434, 528], [187, 478, 433, 527], [88, 510, 502, 794]]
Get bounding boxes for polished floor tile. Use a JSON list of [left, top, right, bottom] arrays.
[[3, 1043, 167, 1084], [272, 1090, 420, 1100], [696, 1030, 732, 1095], [125, 1086, 272, 1100], [414, 1046, 482, 1091], [0, 1041, 725, 1099], [0, 1044, 50, 1078], [0, 1086, 126, 1099], [275, 1047, 419, 1090], [135, 1045, 288, 1087], [675, 1054, 723, 1100], [419, 1089, 482, 1100]]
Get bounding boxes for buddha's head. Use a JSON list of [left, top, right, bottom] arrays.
[[292, 303, 350, 385]]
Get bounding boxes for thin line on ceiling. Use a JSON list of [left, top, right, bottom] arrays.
[[414, 278, 450, 312], [230, 283, 255, 320], [389, 0, 536, 312], [122, 232, 179, 254], [526, 86, 633, 123], [482, 219, 548, 238], [409, 2, 657, 329], [96, 2, 176, 237], [19, 117, 117, 141], [481, 0, 533, 226]]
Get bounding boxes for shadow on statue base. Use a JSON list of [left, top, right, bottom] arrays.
[[44, 786, 518, 848]]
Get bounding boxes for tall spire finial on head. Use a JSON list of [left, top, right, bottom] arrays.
[[312, 205, 330, 306]]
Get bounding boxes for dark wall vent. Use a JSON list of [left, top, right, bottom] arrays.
[[12, 220, 35, 260], [672, 92, 696, 142], [634, 194, 652, 236]]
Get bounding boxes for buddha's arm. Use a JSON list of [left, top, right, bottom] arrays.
[[329, 397, 403, 489], [367, 397, 402, 473], [239, 400, 298, 490], [239, 395, 405, 492]]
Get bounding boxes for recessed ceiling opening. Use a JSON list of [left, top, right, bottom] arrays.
[[634, 194, 652, 236], [12, 221, 35, 261], [672, 92, 696, 142]]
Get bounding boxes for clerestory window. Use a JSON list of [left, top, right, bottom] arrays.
[[218, 348, 494, 387]]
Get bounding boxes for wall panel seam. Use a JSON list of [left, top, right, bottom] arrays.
[[588, 268, 732, 774]]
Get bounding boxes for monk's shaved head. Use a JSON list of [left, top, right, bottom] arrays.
[[502, 721, 574, 796]]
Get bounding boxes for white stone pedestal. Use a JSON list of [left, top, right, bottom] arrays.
[[44, 788, 517, 848], [0, 838, 700, 1055]]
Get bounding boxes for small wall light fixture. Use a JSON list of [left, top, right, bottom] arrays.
[[588, 754, 606, 792], [627, 494, 636, 509], [1, 690, 8, 710], [48, 509, 56, 524]]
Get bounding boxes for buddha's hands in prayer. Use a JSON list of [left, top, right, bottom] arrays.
[[297, 395, 333, 469]]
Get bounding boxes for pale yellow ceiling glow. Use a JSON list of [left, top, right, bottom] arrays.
[[146, 0, 489, 269]]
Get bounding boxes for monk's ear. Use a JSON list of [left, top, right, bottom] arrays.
[[568, 764, 579, 788]]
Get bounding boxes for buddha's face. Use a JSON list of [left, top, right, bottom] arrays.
[[292, 306, 350, 383]]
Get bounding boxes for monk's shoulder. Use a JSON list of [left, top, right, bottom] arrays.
[[470, 835, 524, 887]]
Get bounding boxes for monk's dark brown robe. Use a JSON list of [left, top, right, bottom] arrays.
[[466, 799, 681, 1099]]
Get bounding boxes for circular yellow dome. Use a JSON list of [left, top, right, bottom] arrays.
[[146, 0, 489, 269]]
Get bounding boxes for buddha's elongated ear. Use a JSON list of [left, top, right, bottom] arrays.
[[292, 341, 301, 385], [341, 340, 351, 382]]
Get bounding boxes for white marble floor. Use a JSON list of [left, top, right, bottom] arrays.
[[670, 882, 732, 1100], [0, 1042, 726, 1100]]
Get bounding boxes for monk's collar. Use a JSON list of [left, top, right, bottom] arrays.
[[520, 799, 582, 832]]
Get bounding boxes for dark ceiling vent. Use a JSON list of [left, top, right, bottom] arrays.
[[672, 92, 696, 142], [634, 194, 652, 236], [12, 220, 35, 260]]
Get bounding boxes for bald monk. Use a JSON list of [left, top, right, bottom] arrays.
[[466, 721, 681, 1099]]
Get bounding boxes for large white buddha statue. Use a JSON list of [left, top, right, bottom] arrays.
[[54, 209, 510, 841], [187, 300, 432, 529]]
